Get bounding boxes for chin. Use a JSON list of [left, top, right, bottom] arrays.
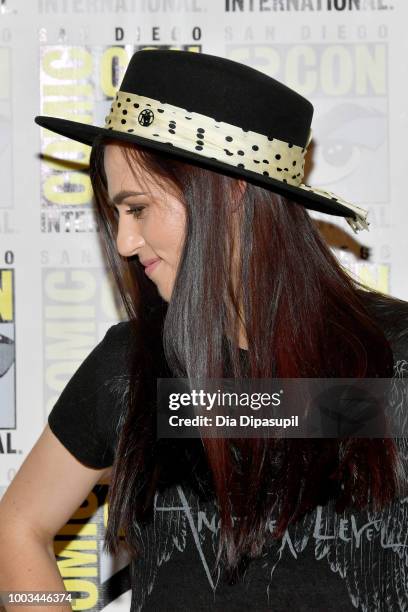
[[154, 274, 175, 303], [157, 286, 172, 303]]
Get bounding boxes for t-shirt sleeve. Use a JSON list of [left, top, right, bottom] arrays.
[[47, 321, 131, 469]]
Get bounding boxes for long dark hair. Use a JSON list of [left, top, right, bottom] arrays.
[[89, 134, 404, 580]]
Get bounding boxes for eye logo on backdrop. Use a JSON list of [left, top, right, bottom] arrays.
[[0, 267, 15, 430], [226, 43, 388, 207], [225, 41, 390, 293]]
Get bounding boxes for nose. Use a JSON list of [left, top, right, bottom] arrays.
[[116, 213, 145, 257]]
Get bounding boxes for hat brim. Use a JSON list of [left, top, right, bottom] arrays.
[[34, 115, 355, 220]]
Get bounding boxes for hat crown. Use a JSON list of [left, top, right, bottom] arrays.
[[120, 49, 313, 149]]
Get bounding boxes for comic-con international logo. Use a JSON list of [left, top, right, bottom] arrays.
[[225, 0, 392, 11], [0, 268, 15, 429]]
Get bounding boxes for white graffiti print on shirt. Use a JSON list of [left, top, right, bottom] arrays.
[[118, 360, 408, 612]]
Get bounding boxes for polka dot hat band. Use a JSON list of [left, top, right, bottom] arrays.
[[35, 49, 369, 234]]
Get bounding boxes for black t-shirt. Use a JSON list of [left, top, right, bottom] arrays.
[[48, 292, 408, 611]]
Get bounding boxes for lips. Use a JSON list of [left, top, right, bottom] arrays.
[[141, 258, 160, 267], [142, 258, 161, 276]]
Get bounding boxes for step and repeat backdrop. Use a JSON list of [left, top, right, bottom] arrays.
[[1, 0, 407, 609]]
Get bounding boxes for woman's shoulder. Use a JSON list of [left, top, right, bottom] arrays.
[[107, 320, 132, 341], [358, 288, 408, 364], [104, 319, 139, 350]]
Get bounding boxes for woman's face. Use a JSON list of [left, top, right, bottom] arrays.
[[103, 143, 187, 302]]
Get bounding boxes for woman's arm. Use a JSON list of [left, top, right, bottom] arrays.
[[0, 424, 112, 611]]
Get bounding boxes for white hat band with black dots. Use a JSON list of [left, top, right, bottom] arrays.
[[104, 90, 369, 234]]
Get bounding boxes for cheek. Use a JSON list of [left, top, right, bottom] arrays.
[[155, 208, 186, 260], [168, 221, 186, 263]]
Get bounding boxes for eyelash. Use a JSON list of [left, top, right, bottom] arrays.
[[114, 206, 145, 219], [127, 206, 145, 219]]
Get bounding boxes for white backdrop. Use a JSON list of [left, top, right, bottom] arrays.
[[0, 0, 407, 608]]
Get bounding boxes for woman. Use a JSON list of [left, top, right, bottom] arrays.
[[1, 49, 407, 611]]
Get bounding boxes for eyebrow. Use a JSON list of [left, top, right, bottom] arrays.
[[108, 190, 148, 206]]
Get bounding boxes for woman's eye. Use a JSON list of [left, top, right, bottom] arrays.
[[111, 205, 146, 220], [127, 206, 145, 219], [115, 206, 146, 219]]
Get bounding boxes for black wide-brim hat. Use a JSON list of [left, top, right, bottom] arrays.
[[35, 49, 368, 233]]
